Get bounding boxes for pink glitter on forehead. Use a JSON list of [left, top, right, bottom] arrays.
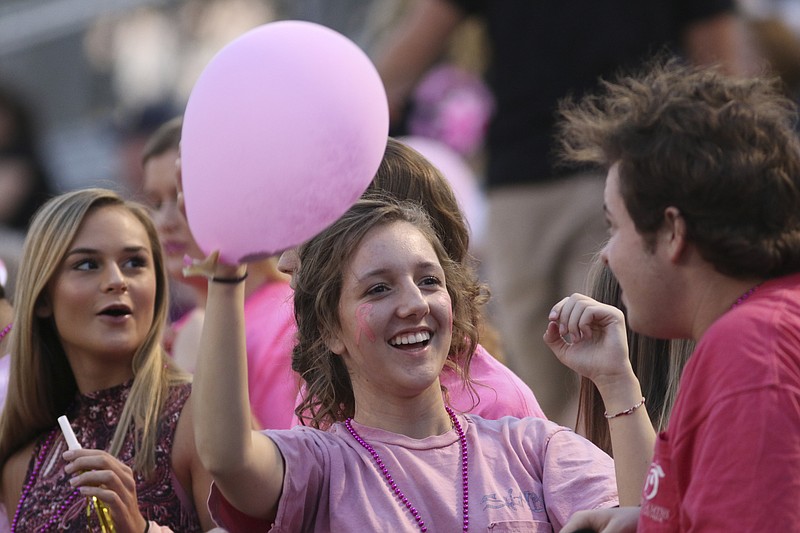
[[355, 303, 377, 345]]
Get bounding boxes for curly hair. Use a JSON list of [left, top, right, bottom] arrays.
[[559, 58, 800, 279], [365, 138, 471, 264], [292, 198, 486, 428]]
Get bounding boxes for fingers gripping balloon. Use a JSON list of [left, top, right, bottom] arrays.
[[181, 21, 389, 263]]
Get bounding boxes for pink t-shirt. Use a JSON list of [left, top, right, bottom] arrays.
[[639, 273, 800, 531], [442, 344, 546, 419], [243, 281, 299, 429], [210, 414, 618, 532]]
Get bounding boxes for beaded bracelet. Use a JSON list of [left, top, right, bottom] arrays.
[[604, 397, 646, 419], [211, 272, 249, 284]]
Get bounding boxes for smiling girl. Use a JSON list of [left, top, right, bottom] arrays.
[[193, 198, 623, 532]]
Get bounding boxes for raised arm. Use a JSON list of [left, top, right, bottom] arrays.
[[188, 256, 284, 522], [374, 0, 466, 122], [543, 293, 655, 505]]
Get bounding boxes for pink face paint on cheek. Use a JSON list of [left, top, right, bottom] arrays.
[[355, 303, 377, 345], [437, 293, 454, 335]]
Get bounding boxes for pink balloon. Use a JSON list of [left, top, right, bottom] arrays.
[[182, 21, 389, 263]]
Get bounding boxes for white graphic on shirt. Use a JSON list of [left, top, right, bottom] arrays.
[[644, 463, 665, 501]]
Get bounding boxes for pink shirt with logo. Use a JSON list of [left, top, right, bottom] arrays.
[[639, 273, 800, 531], [210, 414, 618, 532]]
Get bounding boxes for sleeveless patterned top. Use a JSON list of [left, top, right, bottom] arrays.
[[13, 381, 202, 532]]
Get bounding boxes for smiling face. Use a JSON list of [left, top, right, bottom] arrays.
[[328, 220, 453, 401], [40, 205, 157, 372]]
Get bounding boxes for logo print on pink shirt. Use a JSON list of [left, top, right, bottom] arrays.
[[644, 462, 665, 501]]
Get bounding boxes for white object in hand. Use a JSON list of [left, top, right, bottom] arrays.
[[58, 415, 82, 451]]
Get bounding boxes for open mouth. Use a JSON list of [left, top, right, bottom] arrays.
[[98, 305, 132, 318], [389, 331, 432, 349]]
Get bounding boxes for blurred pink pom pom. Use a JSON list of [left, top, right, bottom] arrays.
[[408, 64, 494, 157]]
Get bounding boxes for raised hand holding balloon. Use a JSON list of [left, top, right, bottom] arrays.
[[181, 21, 389, 264]]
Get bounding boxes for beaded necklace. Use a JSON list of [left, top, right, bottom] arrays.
[[0, 322, 12, 343], [344, 405, 469, 532], [731, 284, 761, 309], [11, 428, 82, 532]]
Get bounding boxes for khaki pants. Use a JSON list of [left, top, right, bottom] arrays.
[[485, 173, 607, 426]]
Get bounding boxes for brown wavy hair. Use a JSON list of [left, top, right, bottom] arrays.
[[366, 138, 471, 264], [292, 198, 486, 428]]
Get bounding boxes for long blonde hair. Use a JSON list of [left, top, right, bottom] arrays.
[[0, 188, 189, 477]]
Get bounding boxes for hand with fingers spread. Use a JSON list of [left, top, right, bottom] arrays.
[[63, 449, 148, 533], [543, 293, 633, 391]]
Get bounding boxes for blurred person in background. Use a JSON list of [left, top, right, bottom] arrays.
[[0, 84, 55, 296], [141, 117, 298, 430]]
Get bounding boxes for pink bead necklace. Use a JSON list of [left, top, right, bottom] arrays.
[[344, 405, 469, 532], [11, 427, 82, 532], [0, 322, 12, 343], [731, 284, 761, 309]]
